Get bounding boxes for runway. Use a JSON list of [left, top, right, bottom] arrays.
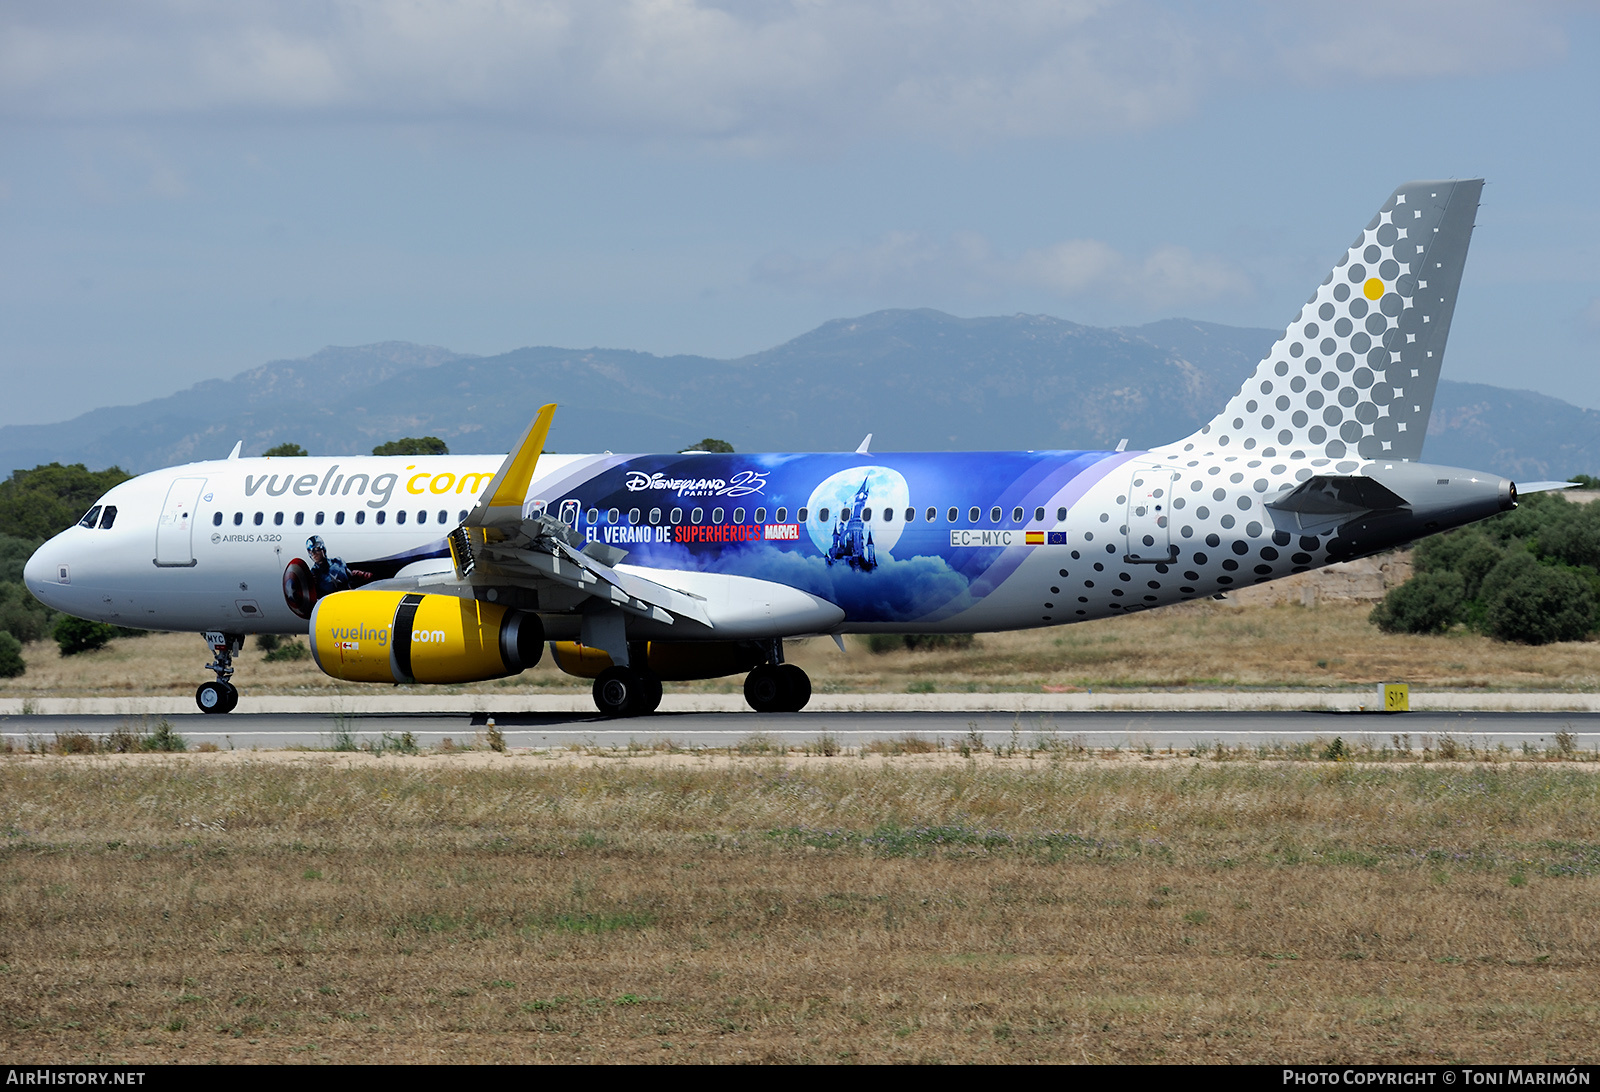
[[4, 709, 1599, 752]]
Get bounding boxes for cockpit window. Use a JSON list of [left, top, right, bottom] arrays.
[[99, 506, 117, 530], [78, 506, 102, 529]]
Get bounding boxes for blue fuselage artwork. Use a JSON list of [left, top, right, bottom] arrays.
[[545, 449, 1129, 629]]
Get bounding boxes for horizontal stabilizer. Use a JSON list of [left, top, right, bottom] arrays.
[[1518, 481, 1581, 494], [1269, 475, 1408, 516]]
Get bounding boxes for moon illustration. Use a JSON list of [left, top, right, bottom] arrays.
[[804, 465, 912, 556]]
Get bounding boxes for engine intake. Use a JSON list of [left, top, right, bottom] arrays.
[[310, 590, 543, 684]]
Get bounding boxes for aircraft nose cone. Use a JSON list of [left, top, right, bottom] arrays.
[[23, 540, 65, 609]]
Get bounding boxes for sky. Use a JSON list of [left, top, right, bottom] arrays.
[[2, 1, 1598, 430]]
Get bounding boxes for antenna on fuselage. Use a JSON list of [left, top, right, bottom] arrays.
[[227, 441, 243, 460], [855, 433, 873, 455], [1115, 438, 1128, 453]]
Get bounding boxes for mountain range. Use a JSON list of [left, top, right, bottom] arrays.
[[3, 310, 1596, 481]]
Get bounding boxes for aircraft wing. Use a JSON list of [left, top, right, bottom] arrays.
[[431, 404, 715, 629]]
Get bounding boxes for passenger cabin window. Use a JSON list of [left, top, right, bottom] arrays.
[[335, 512, 345, 525], [629, 508, 640, 525], [586, 508, 599, 524], [904, 507, 914, 522], [396, 511, 407, 524], [274, 512, 284, 526], [863, 507, 873, 521], [670, 508, 682, 524], [100, 506, 117, 529], [754, 507, 765, 523], [797, 507, 807, 521], [355, 511, 366, 524], [712, 508, 724, 523], [968, 506, 979, 522], [607, 508, 619, 523], [375, 511, 386, 525], [948, 507, 958, 522], [253, 512, 263, 526], [1056, 506, 1067, 521], [315, 512, 325, 525], [457, 510, 467, 522], [233, 512, 243, 526], [212, 512, 223, 527], [438, 511, 448, 524], [691, 508, 704, 523], [649, 508, 662, 524], [79, 506, 102, 529], [294, 512, 304, 526], [925, 507, 935, 522], [774, 507, 786, 522], [819, 508, 830, 523], [1034, 506, 1045, 522], [732, 508, 744, 523], [990, 506, 1002, 523], [1012, 506, 1023, 522]]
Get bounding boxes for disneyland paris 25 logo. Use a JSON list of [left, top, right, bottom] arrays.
[[624, 469, 767, 498]]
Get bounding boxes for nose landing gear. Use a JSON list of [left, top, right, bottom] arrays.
[[197, 631, 243, 714]]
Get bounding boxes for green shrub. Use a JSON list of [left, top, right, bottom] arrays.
[[0, 631, 24, 677], [54, 615, 118, 656], [262, 442, 308, 457], [264, 639, 310, 662], [1481, 557, 1595, 645], [1369, 571, 1466, 634]]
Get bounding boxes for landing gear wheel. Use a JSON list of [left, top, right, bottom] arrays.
[[777, 664, 811, 712], [635, 672, 664, 716], [745, 664, 812, 713], [593, 666, 644, 718], [196, 680, 237, 714]]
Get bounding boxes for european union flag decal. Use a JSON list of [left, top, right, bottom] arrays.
[[1047, 531, 1067, 545]]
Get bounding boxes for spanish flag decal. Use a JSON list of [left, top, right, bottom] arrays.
[[1025, 531, 1045, 545]]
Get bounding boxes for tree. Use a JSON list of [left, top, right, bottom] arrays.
[[54, 615, 118, 656], [262, 442, 308, 457], [0, 463, 131, 542], [0, 631, 22, 678], [373, 437, 449, 456], [680, 438, 734, 453], [1480, 554, 1595, 645], [1369, 571, 1466, 635]]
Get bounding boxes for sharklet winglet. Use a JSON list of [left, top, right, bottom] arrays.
[[466, 403, 557, 529]]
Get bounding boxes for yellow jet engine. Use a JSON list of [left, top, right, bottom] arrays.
[[309, 590, 543, 684]]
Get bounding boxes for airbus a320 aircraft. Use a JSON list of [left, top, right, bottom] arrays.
[[26, 179, 1561, 717]]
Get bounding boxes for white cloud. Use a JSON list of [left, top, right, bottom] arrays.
[[754, 229, 1251, 309], [0, 2, 1572, 147]]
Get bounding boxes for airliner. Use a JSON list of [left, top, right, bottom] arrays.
[[25, 179, 1558, 717]]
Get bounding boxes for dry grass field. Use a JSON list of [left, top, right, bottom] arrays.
[[8, 599, 1600, 700], [3, 750, 1599, 1064]]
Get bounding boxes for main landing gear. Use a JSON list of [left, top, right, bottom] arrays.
[[196, 631, 243, 714], [743, 663, 811, 713], [587, 641, 814, 717], [592, 666, 664, 718]]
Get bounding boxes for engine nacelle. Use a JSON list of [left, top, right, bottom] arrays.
[[310, 590, 543, 684], [549, 640, 765, 681]]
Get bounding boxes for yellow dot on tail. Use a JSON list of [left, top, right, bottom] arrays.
[[1363, 277, 1384, 300]]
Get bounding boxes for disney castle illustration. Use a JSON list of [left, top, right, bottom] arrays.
[[825, 477, 878, 572]]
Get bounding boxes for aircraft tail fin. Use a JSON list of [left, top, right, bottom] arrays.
[[1160, 179, 1482, 464]]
